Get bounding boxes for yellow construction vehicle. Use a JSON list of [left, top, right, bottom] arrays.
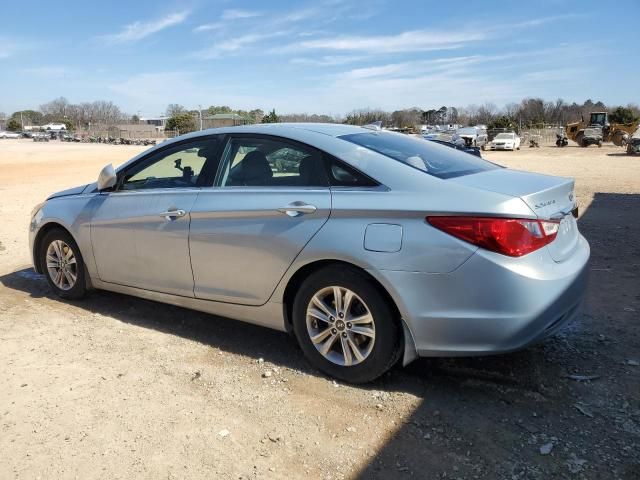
[[556, 111, 638, 147]]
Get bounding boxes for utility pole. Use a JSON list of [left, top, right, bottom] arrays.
[[20, 112, 24, 130], [198, 105, 203, 131]]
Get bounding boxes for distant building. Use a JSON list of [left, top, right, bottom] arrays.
[[140, 116, 168, 131], [203, 113, 249, 129]]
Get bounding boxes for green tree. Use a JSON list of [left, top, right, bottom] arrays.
[[166, 112, 197, 134], [131, 114, 140, 123], [261, 109, 280, 124], [206, 105, 233, 115], [6, 118, 21, 131], [488, 116, 517, 131], [609, 106, 638, 124], [11, 109, 44, 126]]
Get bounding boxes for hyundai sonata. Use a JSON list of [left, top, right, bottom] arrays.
[[29, 124, 589, 383]]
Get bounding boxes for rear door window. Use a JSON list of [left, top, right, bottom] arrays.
[[218, 136, 328, 187]]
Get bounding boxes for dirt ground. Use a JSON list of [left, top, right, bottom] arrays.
[[0, 139, 638, 479]]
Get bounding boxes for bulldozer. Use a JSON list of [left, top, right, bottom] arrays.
[[556, 111, 638, 147]]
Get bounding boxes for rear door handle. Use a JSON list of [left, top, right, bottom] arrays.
[[159, 209, 186, 219], [277, 201, 317, 217]]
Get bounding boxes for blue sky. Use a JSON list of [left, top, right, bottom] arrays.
[[1, 0, 638, 117]]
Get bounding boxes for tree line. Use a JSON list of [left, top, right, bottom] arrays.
[[2, 96, 638, 133]]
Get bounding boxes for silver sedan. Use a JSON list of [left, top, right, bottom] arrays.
[[29, 124, 589, 383]]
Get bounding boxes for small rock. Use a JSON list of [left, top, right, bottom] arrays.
[[574, 403, 594, 418], [539, 442, 554, 455], [217, 429, 230, 438], [375, 404, 383, 410], [626, 359, 639, 366], [257, 358, 264, 364], [191, 371, 201, 381], [262, 371, 272, 378], [623, 307, 636, 312], [346, 426, 357, 433]]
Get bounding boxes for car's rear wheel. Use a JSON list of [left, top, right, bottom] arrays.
[[39, 229, 87, 300], [292, 266, 401, 383]]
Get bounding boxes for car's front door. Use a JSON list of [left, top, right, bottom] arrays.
[[189, 134, 331, 305], [90, 136, 221, 296]]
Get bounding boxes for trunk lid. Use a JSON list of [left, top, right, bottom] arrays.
[[450, 169, 579, 262]]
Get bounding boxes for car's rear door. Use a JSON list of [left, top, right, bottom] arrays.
[[90, 136, 222, 296], [189, 134, 331, 305]]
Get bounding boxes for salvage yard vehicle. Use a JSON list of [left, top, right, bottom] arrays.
[[627, 128, 640, 155], [558, 111, 637, 147], [0, 130, 21, 139], [453, 126, 488, 149], [423, 134, 482, 157], [29, 123, 590, 383], [580, 125, 604, 147], [487, 132, 521, 151]]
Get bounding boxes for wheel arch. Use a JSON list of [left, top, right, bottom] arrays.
[[33, 222, 79, 274], [281, 259, 418, 366]]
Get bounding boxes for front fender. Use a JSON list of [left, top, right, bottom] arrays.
[[29, 194, 101, 277]]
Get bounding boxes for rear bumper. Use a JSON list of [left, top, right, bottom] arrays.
[[370, 235, 590, 356]]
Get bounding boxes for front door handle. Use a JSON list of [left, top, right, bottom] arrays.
[[277, 201, 317, 217], [159, 209, 186, 219]]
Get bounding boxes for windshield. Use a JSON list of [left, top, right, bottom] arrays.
[[456, 127, 477, 135], [495, 133, 514, 139], [340, 131, 500, 179]]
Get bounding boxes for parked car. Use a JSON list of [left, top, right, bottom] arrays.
[[487, 132, 521, 151], [453, 126, 488, 149], [0, 130, 21, 139], [29, 124, 589, 383], [32, 132, 50, 142]]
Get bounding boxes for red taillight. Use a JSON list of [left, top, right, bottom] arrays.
[[427, 216, 559, 257]]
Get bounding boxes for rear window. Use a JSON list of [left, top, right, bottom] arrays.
[[340, 131, 499, 179]]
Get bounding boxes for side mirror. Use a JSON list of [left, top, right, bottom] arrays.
[[97, 163, 117, 191]]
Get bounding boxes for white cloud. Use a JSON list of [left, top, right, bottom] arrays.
[[221, 9, 262, 20], [290, 55, 368, 67], [193, 22, 224, 33], [277, 30, 485, 54], [100, 11, 189, 44], [22, 66, 70, 78], [193, 31, 290, 59], [0, 38, 31, 58]]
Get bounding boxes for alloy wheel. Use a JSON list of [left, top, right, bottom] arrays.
[[306, 286, 376, 366], [46, 240, 78, 291]]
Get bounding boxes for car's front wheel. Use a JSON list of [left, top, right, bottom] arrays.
[[39, 228, 87, 300], [292, 265, 402, 383]]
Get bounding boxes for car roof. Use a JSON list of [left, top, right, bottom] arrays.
[[192, 122, 372, 138]]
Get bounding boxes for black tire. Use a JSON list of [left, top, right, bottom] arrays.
[[39, 228, 87, 300], [292, 265, 402, 383]]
